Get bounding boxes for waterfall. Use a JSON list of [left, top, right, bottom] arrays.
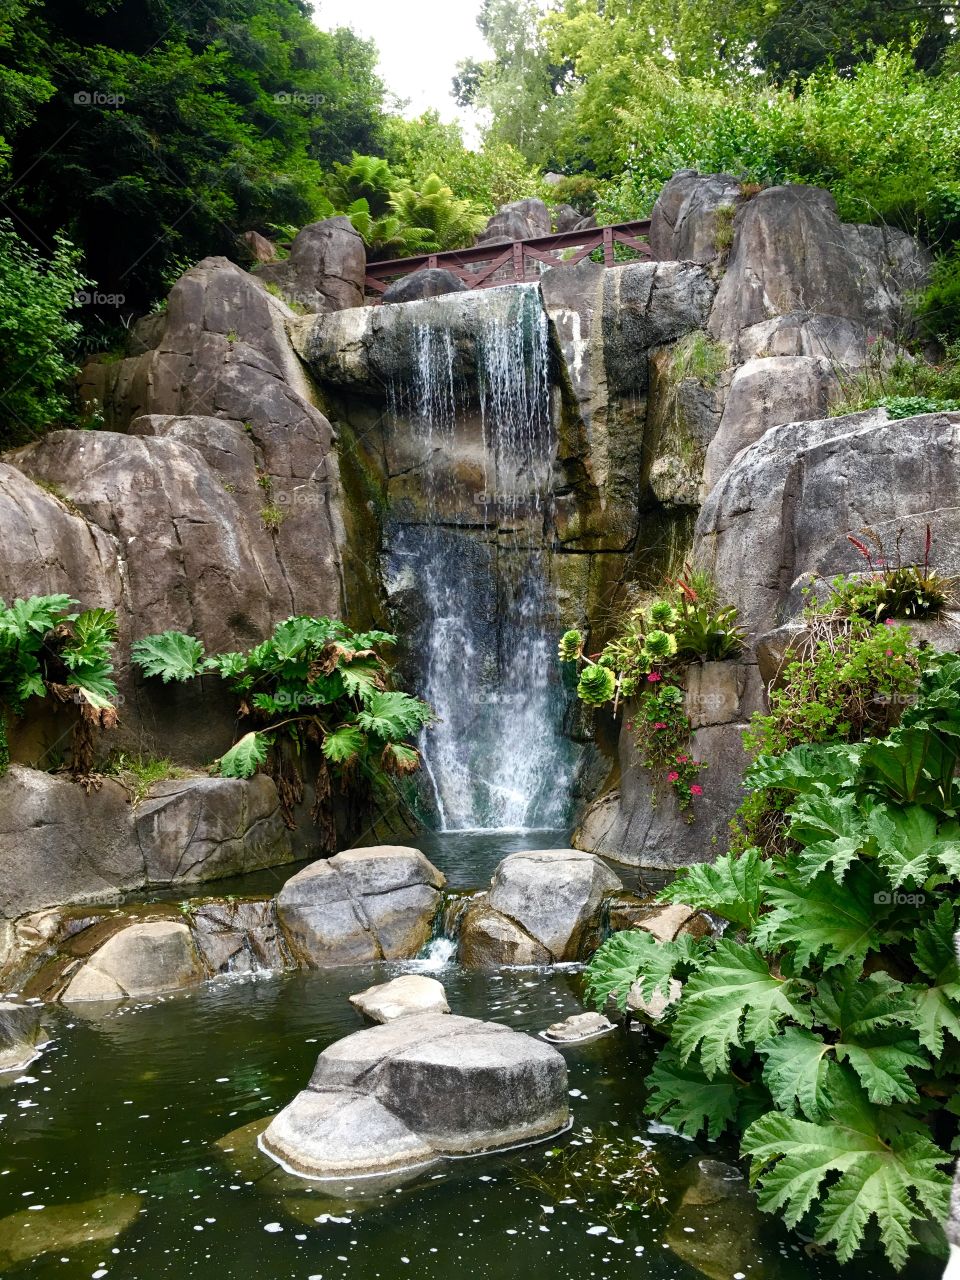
[[385, 284, 577, 833]]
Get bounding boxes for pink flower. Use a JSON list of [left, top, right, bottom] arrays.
[[626, 721, 634, 730], [677, 754, 689, 763], [667, 771, 680, 783], [653, 721, 667, 730], [884, 618, 895, 626], [689, 784, 703, 796], [885, 649, 893, 657], [647, 671, 661, 683]]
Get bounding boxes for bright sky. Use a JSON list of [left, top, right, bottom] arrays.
[[311, 0, 490, 125]]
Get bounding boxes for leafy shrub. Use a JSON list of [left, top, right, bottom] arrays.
[[585, 652, 960, 1270], [0, 595, 118, 775], [0, 222, 88, 448], [915, 250, 960, 345], [831, 337, 960, 418], [560, 570, 743, 810], [823, 527, 957, 622], [132, 616, 433, 848]]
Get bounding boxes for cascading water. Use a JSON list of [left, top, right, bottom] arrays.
[[385, 284, 578, 832]]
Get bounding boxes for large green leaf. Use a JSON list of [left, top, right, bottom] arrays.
[[743, 1072, 952, 1268], [132, 630, 207, 683], [321, 724, 364, 764], [645, 1044, 741, 1140], [753, 862, 887, 971], [357, 690, 432, 740], [217, 731, 269, 779], [787, 792, 865, 885], [861, 726, 957, 805], [746, 742, 862, 795], [906, 902, 960, 1054], [671, 940, 811, 1077], [583, 930, 701, 1012], [657, 848, 770, 930], [757, 1027, 832, 1119]]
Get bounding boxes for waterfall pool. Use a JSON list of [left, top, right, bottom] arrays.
[[0, 834, 925, 1280]]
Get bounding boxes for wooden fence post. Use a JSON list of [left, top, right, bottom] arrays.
[[602, 225, 614, 267], [512, 241, 524, 282]]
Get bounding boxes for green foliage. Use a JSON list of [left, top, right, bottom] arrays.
[[583, 928, 703, 1012], [669, 330, 727, 389], [0, 594, 119, 775], [0, 221, 88, 447], [132, 616, 433, 847], [1, 0, 387, 311], [104, 752, 185, 805], [557, 629, 583, 663], [586, 652, 960, 1269], [831, 338, 960, 419], [916, 251, 960, 345], [576, 663, 616, 706]]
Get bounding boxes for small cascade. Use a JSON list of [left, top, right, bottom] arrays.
[[385, 284, 578, 832], [415, 889, 483, 969]]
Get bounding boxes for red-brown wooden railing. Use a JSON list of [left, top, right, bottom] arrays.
[[364, 219, 652, 300]]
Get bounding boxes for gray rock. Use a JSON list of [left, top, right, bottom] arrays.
[[0, 1193, 143, 1269], [254, 216, 366, 312], [458, 901, 553, 969], [485, 850, 622, 960], [702, 355, 838, 493], [381, 268, 468, 304], [349, 975, 450, 1023], [135, 775, 292, 883], [61, 920, 206, 1002], [649, 170, 743, 264], [261, 1013, 568, 1179], [552, 203, 584, 233], [476, 198, 551, 245], [241, 230, 278, 264], [543, 1011, 615, 1043], [190, 898, 294, 975], [0, 767, 140, 920], [275, 846, 445, 966], [627, 976, 682, 1022], [0, 1002, 42, 1072]]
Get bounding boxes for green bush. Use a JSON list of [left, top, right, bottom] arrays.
[[585, 648, 960, 1272], [0, 222, 88, 447], [0, 595, 118, 774], [831, 338, 960, 418], [916, 251, 960, 345], [132, 616, 433, 848]]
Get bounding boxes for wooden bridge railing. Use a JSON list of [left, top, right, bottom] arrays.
[[364, 219, 653, 300]]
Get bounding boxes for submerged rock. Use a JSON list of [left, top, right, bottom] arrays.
[[261, 1012, 568, 1180], [275, 846, 446, 967], [349, 975, 450, 1023], [0, 1192, 142, 1268], [61, 920, 206, 1002], [665, 1155, 763, 1280], [0, 1001, 42, 1072], [543, 1011, 615, 1043]]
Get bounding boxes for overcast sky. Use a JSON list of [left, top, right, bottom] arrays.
[[312, 0, 489, 125]]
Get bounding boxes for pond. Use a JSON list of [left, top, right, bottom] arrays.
[[0, 835, 926, 1280]]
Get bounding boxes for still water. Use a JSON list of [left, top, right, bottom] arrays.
[[0, 833, 930, 1280]]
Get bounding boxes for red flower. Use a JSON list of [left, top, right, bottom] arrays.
[[690, 784, 703, 796], [677, 754, 688, 763], [647, 671, 661, 683], [667, 771, 680, 782]]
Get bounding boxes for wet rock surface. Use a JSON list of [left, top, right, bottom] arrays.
[[261, 1012, 568, 1179], [275, 847, 446, 966], [349, 974, 450, 1023], [0, 1001, 42, 1072], [60, 920, 206, 1002]]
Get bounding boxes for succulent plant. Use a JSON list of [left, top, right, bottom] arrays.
[[642, 629, 678, 661], [557, 628, 584, 662], [648, 600, 678, 628], [577, 663, 616, 706]]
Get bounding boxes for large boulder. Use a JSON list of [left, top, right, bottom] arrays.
[[275, 846, 445, 966], [461, 850, 621, 963], [261, 1013, 568, 1179], [476, 198, 551, 245], [254, 216, 366, 312], [458, 900, 552, 968], [189, 898, 294, 975], [696, 409, 960, 638], [60, 920, 206, 1001], [381, 268, 468, 305], [0, 766, 139, 920], [650, 170, 743, 264], [134, 774, 292, 883]]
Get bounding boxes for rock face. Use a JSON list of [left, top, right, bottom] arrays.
[[275, 847, 446, 966], [254, 216, 366, 312], [261, 1013, 568, 1179], [0, 1002, 41, 1071], [649, 169, 743, 264], [349, 975, 450, 1023], [476, 198, 552, 245], [61, 920, 206, 1001], [459, 851, 621, 965], [0, 766, 293, 921], [381, 268, 468, 304]]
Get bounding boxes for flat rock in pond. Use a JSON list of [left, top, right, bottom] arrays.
[[261, 1012, 568, 1180], [349, 975, 450, 1023], [0, 1193, 142, 1269], [543, 1012, 615, 1043]]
